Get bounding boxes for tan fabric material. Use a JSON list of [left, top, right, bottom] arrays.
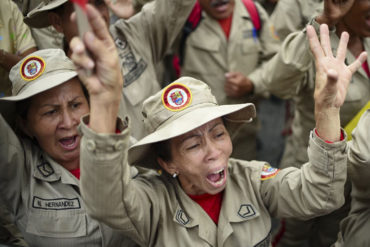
[[259, 18, 370, 247], [79, 116, 347, 246], [180, 0, 280, 160], [14, 0, 65, 50], [0, 202, 28, 246], [0, 115, 139, 247], [110, 0, 195, 140], [259, 19, 370, 168], [30, 27, 64, 50], [336, 110, 370, 247], [270, 0, 323, 40], [129, 77, 256, 169], [0, 0, 36, 97], [3, 49, 76, 102]]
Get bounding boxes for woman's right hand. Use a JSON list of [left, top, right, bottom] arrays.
[[70, 4, 123, 134]]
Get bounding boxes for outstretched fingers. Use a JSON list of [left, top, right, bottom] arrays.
[[336, 31, 349, 62], [319, 24, 333, 57], [348, 51, 368, 74], [307, 25, 324, 61]]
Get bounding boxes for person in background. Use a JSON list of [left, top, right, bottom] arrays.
[[0, 0, 37, 97], [256, 0, 278, 15], [248, 0, 370, 246], [70, 3, 366, 246], [12, 0, 64, 50], [178, 0, 281, 161], [270, 0, 323, 40], [24, 0, 195, 141]]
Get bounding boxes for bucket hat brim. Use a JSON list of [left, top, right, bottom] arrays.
[[128, 102, 255, 169], [24, 0, 68, 28], [0, 71, 77, 125]]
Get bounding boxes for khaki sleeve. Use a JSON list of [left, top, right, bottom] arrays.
[[252, 18, 322, 97], [270, 0, 304, 40], [261, 129, 347, 220], [9, 0, 36, 54], [247, 2, 281, 95], [124, 0, 195, 64], [347, 110, 370, 203], [0, 114, 27, 214], [79, 116, 160, 246], [339, 111, 370, 246]]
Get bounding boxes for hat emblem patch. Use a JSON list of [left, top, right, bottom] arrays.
[[20, 56, 45, 81], [162, 83, 192, 111]]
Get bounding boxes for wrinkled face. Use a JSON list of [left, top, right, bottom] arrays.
[[162, 118, 233, 195], [25, 79, 89, 167], [53, 0, 110, 43], [343, 0, 370, 37], [198, 0, 235, 20]]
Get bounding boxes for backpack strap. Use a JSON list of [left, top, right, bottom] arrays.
[[242, 0, 261, 31], [178, 2, 202, 66]]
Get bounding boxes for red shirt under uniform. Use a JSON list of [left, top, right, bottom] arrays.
[[188, 192, 224, 225]]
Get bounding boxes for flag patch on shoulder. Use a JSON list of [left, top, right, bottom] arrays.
[[261, 164, 279, 180]]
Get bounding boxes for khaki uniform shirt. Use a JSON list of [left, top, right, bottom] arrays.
[[0, 0, 36, 97], [111, 0, 195, 140], [255, 19, 370, 168], [0, 115, 138, 247], [79, 117, 347, 247], [180, 0, 280, 160], [335, 110, 370, 247], [270, 0, 323, 40], [13, 0, 65, 50]]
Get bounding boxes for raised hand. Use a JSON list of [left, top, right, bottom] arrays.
[[307, 24, 367, 141], [316, 0, 355, 27], [104, 0, 135, 19], [70, 4, 124, 133]]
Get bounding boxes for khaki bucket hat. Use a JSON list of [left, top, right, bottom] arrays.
[[0, 49, 77, 123], [24, 0, 68, 28], [128, 77, 256, 169]]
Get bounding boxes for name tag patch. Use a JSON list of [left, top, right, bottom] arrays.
[[32, 197, 81, 210]]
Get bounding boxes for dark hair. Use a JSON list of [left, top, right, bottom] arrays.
[[49, 2, 67, 16], [153, 139, 172, 162]]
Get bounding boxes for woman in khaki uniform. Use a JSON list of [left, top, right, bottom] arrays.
[[71, 5, 366, 247], [0, 48, 138, 246], [334, 110, 370, 246], [254, 0, 370, 246]]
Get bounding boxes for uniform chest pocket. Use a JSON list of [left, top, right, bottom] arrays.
[[26, 209, 87, 238], [241, 30, 261, 55]]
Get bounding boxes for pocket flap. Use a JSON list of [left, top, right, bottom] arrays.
[[26, 209, 87, 238]]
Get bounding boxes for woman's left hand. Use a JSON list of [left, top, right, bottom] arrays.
[[70, 4, 124, 133], [308, 24, 367, 141]]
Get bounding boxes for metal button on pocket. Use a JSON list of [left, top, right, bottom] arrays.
[[114, 140, 125, 150], [86, 140, 96, 151]]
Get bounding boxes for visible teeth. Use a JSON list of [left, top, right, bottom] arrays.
[[212, 168, 224, 175]]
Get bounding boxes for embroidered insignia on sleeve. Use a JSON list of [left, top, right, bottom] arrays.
[[20, 56, 45, 81], [261, 164, 279, 181], [162, 83, 192, 112]]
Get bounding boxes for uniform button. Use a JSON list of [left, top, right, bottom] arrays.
[[114, 140, 125, 150], [86, 140, 96, 151]]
